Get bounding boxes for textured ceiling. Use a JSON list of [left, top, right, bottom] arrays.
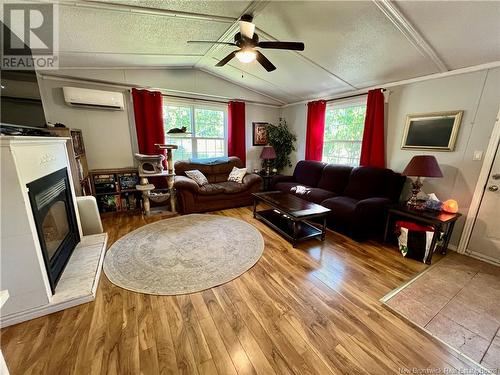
[[106, 0, 252, 18], [55, 0, 500, 104], [394, 1, 500, 70]]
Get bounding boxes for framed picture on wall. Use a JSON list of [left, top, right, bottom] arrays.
[[253, 122, 269, 146], [401, 110, 463, 151]]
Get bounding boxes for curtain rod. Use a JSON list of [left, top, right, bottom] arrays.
[[129, 89, 279, 108], [325, 88, 386, 103], [160, 93, 227, 105]]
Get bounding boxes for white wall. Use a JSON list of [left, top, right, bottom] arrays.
[[38, 68, 281, 170], [281, 67, 500, 246], [280, 103, 308, 174], [246, 104, 281, 171], [39, 77, 135, 169]]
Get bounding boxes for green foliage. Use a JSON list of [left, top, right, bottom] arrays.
[[163, 105, 192, 132], [265, 118, 297, 172], [163, 105, 225, 161], [322, 105, 366, 166], [195, 108, 224, 138]]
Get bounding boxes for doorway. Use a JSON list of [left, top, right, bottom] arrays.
[[461, 108, 500, 264]]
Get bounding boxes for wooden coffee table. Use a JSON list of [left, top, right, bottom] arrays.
[[252, 191, 331, 247]]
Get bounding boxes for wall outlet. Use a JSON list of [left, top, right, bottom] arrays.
[[473, 150, 483, 161]]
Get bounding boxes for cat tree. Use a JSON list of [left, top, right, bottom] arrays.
[[134, 144, 178, 216]]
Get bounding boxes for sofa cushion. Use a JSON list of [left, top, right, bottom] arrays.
[[212, 158, 244, 182], [321, 196, 359, 224], [317, 164, 353, 194], [343, 167, 392, 200], [274, 182, 336, 204], [227, 167, 247, 183], [293, 160, 326, 187], [198, 184, 225, 195], [217, 181, 248, 194], [294, 187, 337, 204], [185, 169, 209, 186], [274, 182, 310, 193]]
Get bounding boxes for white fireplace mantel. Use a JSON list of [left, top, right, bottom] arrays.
[[0, 136, 107, 327]]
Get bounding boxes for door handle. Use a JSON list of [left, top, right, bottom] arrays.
[[492, 174, 500, 180], [488, 185, 499, 192]]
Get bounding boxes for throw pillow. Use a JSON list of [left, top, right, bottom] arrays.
[[185, 170, 209, 186], [227, 167, 247, 184]]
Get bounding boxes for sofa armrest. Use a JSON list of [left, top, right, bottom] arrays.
[[242, 173, 262, 188], [270, 174, 295, 189], [355, 197, 392, 216], [174, 176, 200, 193]]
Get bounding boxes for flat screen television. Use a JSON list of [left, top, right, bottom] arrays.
[[1, 70, 47, 128]]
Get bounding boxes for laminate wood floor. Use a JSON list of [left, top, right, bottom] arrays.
[[1, 207, 478, 374]]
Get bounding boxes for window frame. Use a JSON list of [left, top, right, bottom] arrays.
[[163, 98, 228, 161], [322, 96, 367, 167]]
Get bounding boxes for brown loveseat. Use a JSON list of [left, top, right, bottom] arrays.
[[174, 157, 262, 214]]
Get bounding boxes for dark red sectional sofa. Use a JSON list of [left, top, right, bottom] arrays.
[[271, 160, 406, 240]]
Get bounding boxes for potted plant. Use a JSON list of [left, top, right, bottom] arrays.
[[263, 118, 297, 173]]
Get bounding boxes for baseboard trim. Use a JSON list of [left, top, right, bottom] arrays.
[[465, 250, 500, 266], [0, 294, 95, 328]]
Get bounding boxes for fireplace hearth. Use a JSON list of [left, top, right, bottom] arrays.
[[27, 167, 80, 293]]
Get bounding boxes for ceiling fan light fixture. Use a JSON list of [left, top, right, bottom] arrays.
[[235, 49, 256, 63]]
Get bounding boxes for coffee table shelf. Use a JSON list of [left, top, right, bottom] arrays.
[[252, 191, 331, 247], [256, 209, 323, 242]]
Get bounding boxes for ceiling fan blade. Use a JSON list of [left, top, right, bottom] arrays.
[[187, 41, 236, 46], [255, 51, 276, 72], [257, 41, 305, 51], [216, 51, 237, 67]]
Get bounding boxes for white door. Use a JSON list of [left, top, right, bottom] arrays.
[[467, 143, 500, 263]]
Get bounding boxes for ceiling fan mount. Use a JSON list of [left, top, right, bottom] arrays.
[[187, 14, 305, 72]]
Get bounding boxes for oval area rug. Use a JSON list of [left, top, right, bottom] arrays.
[[103, 214, 264, 295]]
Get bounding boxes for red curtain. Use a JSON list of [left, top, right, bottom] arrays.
[[305, 100, 327, 161], [132, 88, 165, 155], [360, 89, 385, 168], [228, 101, 246, 166], [131, 88, 166, 187]]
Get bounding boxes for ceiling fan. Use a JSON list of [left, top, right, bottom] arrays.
[[187, 14, 305, 72]]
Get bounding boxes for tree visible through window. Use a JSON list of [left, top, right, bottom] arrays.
[[322, 100, 367, 166], [163, 102, 227, 162]]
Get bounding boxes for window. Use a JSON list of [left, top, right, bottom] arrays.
[[322, 99, 367, 166], [163, 101, 227, 162]]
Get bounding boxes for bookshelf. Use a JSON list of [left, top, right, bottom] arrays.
[[47, 127, 90, 196], [90, 167, 141, 213]]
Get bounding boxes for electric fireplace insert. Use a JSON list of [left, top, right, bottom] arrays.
[[27, 168, 80, 294]]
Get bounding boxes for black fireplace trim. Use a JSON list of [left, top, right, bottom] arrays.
[[27, 168, 80, 294]]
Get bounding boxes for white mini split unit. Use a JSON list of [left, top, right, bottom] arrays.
[[63, 86, 124, 110]]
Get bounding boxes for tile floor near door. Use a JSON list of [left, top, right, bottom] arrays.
[[385, 252, 500, 370]]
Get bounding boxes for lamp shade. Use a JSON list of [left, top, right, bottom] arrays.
[[260, 146, 276, 160], [402, 155, 443, 178]]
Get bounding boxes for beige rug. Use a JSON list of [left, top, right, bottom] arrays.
[[103, 214, 264, 295]]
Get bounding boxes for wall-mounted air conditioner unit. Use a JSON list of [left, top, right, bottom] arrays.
[[63, 87, 124, 110]]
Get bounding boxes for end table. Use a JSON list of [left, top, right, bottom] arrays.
[[384, 204, 461, 264], [258, 173, 280, 191]]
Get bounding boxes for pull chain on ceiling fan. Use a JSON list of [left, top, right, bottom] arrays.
[[188, 14, 305, 72]]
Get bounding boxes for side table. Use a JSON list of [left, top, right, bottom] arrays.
[[258, 173, 281, 192], [384, 204, 461, 264]]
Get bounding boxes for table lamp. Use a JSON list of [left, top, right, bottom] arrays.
[[260, 146, 276, 175], [402, 155, 443, 208]]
